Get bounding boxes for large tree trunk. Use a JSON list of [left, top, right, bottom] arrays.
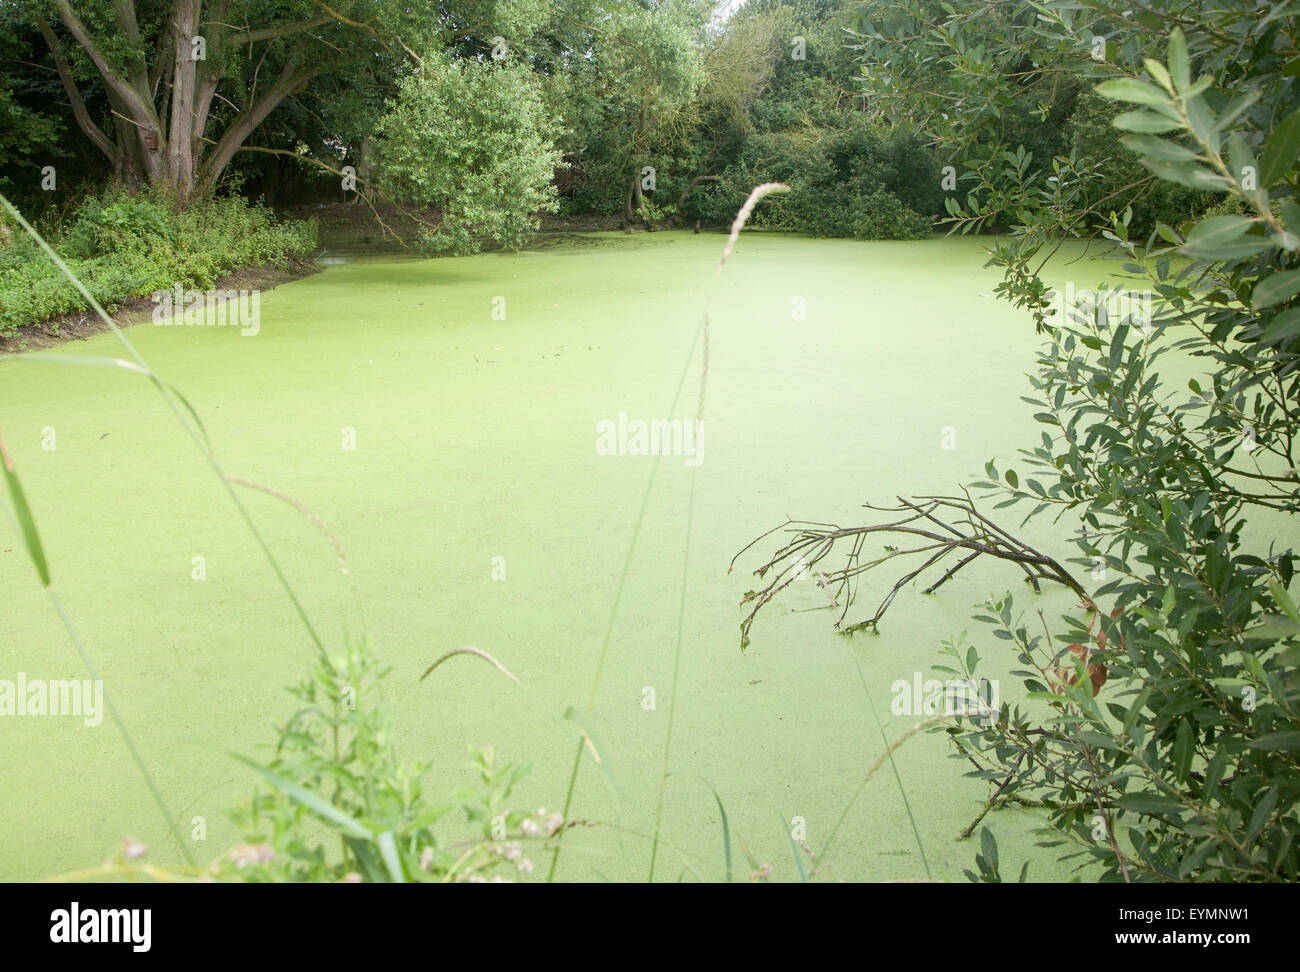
[[625, 171, 644, 226], [42, 0, 328, 204], [165, 1, 198, 198]]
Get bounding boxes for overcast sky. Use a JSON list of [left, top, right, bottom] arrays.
[[714, 0, 748, 21]]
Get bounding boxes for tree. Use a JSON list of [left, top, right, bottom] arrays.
[[542, 0, 708, 222], [373, 51, 561, 254], [18, 0, 553, 202]]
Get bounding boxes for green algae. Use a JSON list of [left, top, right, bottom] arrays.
[[0, 232, 1126, 882]]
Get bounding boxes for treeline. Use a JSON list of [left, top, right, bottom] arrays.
[[0, 1, 1225, 253], [557, 0, 1215, 241]]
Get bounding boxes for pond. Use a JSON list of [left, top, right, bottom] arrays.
[[0, 231, 1121, 881]]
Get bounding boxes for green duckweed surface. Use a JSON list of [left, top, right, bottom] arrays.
[[1, 232, 1133, 881]]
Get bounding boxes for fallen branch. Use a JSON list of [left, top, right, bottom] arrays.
[[730, 490, 1086, 647]]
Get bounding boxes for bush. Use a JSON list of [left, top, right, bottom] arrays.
[[0, 189, 317, 334], [694, 119, 938, 240], [374, 52, 561, 255], [1065, 90, 1214, 239]]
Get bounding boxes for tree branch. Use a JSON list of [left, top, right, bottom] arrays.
[[730, 494, 1088, 647], [34, 16, 118, 164]]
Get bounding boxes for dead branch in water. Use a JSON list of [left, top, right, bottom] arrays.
[[729, 491, 1086, 648]]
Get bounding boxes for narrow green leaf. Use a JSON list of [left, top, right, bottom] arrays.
[[1144, 59, 1172, 94], [377, 830, 407, 883], [712, 790, 732, 883], [1214, 90, 1262, 134], [1261, 108, 1300, 187], [1268, 576, 1300, 625], [563, 707, 621, 804], [1096, 78, 1173, 107], [1112, 110, 1185, 133], [1248, 732, 1300, 751], [1167, 28, 1190, 91], [1244, 615, 1300, 639], [1246, 789, 1278, 844], [785, 820, 809, 883], [233, 755, 374, 840], [1114, 111, 1183, 134], [1120, 133, 1198, 162], [1185, 214, 1253, 247], [1108, 323, 1129, 373], [1262, 307, 1300, 344], [980, 826, 998, 872], [1118, 792, 1185, 815], [0, 435, 50, 587], [1174, 719, 1193, 782], [1141, 158, 1232, 192], [1253, 270, 1300, 309]]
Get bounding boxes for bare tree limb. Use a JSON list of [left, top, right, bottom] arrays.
[[730, 494, 1087, 646]]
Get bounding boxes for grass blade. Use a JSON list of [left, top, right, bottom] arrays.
[[785, 819, 809, 883], [712, 790, 732, 882], [0, 431, 50, 587], [377, 830, 407, 883], [232, 755, 374, 841]]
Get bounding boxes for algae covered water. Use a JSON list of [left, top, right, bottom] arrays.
[[0, 232, 1121, 881]]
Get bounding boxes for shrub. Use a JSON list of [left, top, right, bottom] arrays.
[[694, 119, 938, 240], [0, 189, 316, 334], [374, 52, 561, 255]]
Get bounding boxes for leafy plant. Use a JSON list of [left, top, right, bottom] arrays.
[[0, 188, 316, 333], [374, 52, 562, 255], [220, 636, 559, 883]]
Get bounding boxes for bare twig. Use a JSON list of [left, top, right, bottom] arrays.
[[731, 494, 1086, 645]]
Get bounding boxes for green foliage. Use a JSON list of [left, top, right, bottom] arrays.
[[374, 52, 561, 254], [848, 0, 1223, 236], [698, 118, 938, 239], [1065, 90, 1213, 238], [965, 826, 1029, 883], [60, 195, 172, 260], [0, 189, 316, 334], [219, 636, 556, 883], [546, 0, 709, 219]]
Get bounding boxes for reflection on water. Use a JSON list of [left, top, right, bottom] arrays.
[[315, 232, 634, 265], [314, 246, 424, 265]]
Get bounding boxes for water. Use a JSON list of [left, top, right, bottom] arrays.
[[0, 232, 1118, 881]]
